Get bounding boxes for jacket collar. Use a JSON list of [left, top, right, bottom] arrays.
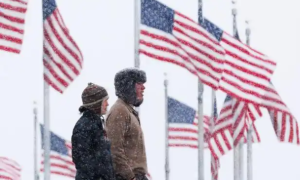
[[83, 108, 99, 117], [117, 98, 139, 117], [82, 109, 103, 125]]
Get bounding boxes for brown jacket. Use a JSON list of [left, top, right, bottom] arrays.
[[106, 99, 148, 180]]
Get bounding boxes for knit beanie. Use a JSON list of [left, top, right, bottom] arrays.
[[80, 82, 108, 111]]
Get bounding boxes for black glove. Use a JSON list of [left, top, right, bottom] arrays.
[[135, 174, 148, 180]]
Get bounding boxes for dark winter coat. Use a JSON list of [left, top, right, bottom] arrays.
[[71, 109, 115, 180], [106, 99, 148, 180]]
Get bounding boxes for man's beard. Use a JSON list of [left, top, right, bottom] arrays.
[[133, 98, 143, 107]]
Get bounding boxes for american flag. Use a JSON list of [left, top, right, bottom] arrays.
[[43, 0, 83, 93], [221, 30, 263, 147], [40, 124, 76, 178], [0, 157, 21, 180], [209, 95, 261, 159], [264, 82, 300, 144], [245, 110, 261, 143], [211, 157, 219, 180], [231, 99, 250, 146], [237, 102, 262, 145], [202, 18, 277, 105], [210, 93, 220, 180], [0, 0, 28, 54], [168, 97, 210, 149], [140, 0, 225, 90], [230, 99, 262, 147]]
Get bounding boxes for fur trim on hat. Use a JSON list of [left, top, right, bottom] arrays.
[[114, 68, 146, 105]]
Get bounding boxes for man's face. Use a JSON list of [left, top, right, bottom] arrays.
[[134, 83, 145, 106]]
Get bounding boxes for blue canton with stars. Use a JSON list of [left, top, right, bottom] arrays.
[[141, 0, 226, 42], [40, 124, 68, 156], [141, 0, 175, 34], [43, 0, 57, 21], [168, 97, 196, 124], [202, 18, 223, 41]]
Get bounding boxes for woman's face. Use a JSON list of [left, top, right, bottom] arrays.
[[101, 98, 109, 115]]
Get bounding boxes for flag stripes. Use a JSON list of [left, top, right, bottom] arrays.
[[169, 115, 210, 149], [43, 0, 83, 93], [209, 96, 261, 159], [40, 141, 76, 178], [202, 18, 277, 105], [0, 0, 28, 54], [265, 83, 300, 144], [40, 124, 76, 178], [140, 0, 225, 90], [210, 93, 220, 180], [0, 157, 21, 180]]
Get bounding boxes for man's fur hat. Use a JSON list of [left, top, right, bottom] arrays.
[[114, 68, 147, 105]]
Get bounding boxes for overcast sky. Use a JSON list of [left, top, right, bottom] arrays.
[[0, 0, 300, 180]]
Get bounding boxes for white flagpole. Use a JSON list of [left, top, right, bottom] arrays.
[[33, 101, 40, 180], [164, 73, 170, 180], [197, 1, 205, 180], [42, 12, 51, 180], [237, 7, 244, 180], [134, 0, 140, 69], [134, 0, 141, 114], [239, 136, 244, 180], [41, 2, 51, 180], [211, 90, 216, 180], [42, 1, 51, 178], [43, 78, 51, 180], [232, 1, 240, 180], [246, 20, 253, 180]]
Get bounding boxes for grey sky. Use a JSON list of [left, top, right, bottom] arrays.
[[0, 0, 299, 179]]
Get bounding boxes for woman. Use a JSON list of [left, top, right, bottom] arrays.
[[71, 83, 115, 180]]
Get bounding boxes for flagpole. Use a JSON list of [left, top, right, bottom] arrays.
[[43, 79, 51, 180], [164, 73, 170, 180], [42, 1, 51, 178], [134, 0, 141, 114], [197, 1, 205, 180], [236, 5, 244, 180], [245, 20, 253, 180], [232, 1, 240, 180], [211, 90, 216, 180], [134, 0, 140, 69], [33, 101, 40, 180], [43, 80, 51, 180], [239, 138, 244, 180]]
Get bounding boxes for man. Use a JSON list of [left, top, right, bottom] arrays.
[[72, 83, 115, 180], [106, 68, 148, 180]]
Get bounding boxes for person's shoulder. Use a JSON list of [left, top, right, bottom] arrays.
[[107, 100, 130, 121], [73, 115, 96, 134], [108, 100, 130, 115]]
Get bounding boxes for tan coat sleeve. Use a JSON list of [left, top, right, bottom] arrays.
[[106, 109, 134, 180]]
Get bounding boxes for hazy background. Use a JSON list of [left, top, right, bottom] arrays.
[[0, 0, 299, 180]]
